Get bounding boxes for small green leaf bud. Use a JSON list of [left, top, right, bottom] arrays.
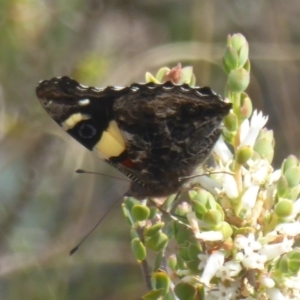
[[131, 204, 150, 221], [228, 68, 250, 93], [236, 145, 253, 165], [275, 199, 293, 218], [131, 238, 147, 261]]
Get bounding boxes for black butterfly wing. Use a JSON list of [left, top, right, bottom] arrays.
[[36, 77, 231, 199], [112, 82, 231, 198], [36, 77, 130, 154]]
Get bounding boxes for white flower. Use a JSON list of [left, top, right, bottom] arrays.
[[200, 250, 225, 286], [234, 233, 261, 255], [260, 275, 275, 288], [250, 159, 271, 183], [234, 251, 245, 262], [197, 230, 224, 241], [266, 288, 286, 300], [215, 261, 242, 281], [240, 115, 250, 143], [186, 212, 201, 237], [269, 169, 281, 183], [213, 135, 233, 164], [242, 170, 252, 188], [275, 222, 300, 237], [259, 237, 293, 261], [208, 282, 239, 300], [198, 254, 209, 270], [197, 175, 222, 195], [264, 230, 281, 243], [223, 174, 239, 199], [292, 199, 300, 217], [241, 185, 259, 209], [283, 273, 300, 290], [239, 110, 268, 148], [242, 252, 266, 269], [234, 235, 250, 251]]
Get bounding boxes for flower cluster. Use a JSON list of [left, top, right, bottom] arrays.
[[122, 34, 300, 300]]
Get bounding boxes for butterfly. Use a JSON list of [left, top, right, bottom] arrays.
[[36, 76, 231, 199]]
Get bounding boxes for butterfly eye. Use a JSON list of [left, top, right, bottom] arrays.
[[78, 123, 97, 139]]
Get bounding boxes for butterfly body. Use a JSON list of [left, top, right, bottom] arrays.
[[36, 76, 231, 199]]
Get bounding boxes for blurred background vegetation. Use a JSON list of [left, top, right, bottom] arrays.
[[1, 0, 300, 299]]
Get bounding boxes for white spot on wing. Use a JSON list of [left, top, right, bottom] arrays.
[[76, 86, 88, 92], [78, 98, 90, 106], [113, 86, 125, 91], [130, 86, 139, 92], [180, 86, 190, 91], [147, 86, 157, 90], [92, 87, 104, 92], [163, 86, 174, 90]]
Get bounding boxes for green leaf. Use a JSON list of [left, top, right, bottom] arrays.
[[274, 199, 293, 218], [174, 282, 197, 300], [142, 289, 165, 300], [145, 222, 165, 237], [152, 272, 170, 295], [145, 232, 168, 252], [131, 238, 147, 261], [277, 175, 289, 198], [223, 46, 239, 72], [282, 155, 299, 173], [285, 166, 300, 188], [132, 204, 150, 221]]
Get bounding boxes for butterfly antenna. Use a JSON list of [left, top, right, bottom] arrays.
[[75, 169, 130, 183], [178, 171, 233, 182], [69, 192, 127, 255]]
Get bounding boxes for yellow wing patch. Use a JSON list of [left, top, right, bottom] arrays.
[[94, 120, 126, 158], [62, 113, 90, 130]]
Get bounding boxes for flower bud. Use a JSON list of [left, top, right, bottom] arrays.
[[236, 145, 253, 165], [228, 68, 250, 93], [145, 72, 160, 83], [223, 46, 239, 73], [277, 175, 289, 198], [275, 199, 293, 218], [284, 166, 300, 188], [223, 111, 238, 132], [282, 155, 299, 173], [167, 254, 177, 271], [217, 221, 233, 240], [230, 33, 248, 53], [254, 131, 274, 163], [179, 66, 194, 84], [240, 93, 253, 119], [225, 33, 249, 70], [155, 67, 170, 82], [222, 127, 235, 144]]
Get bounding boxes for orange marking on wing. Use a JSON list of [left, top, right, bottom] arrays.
[[121, 157, 135, 169]]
